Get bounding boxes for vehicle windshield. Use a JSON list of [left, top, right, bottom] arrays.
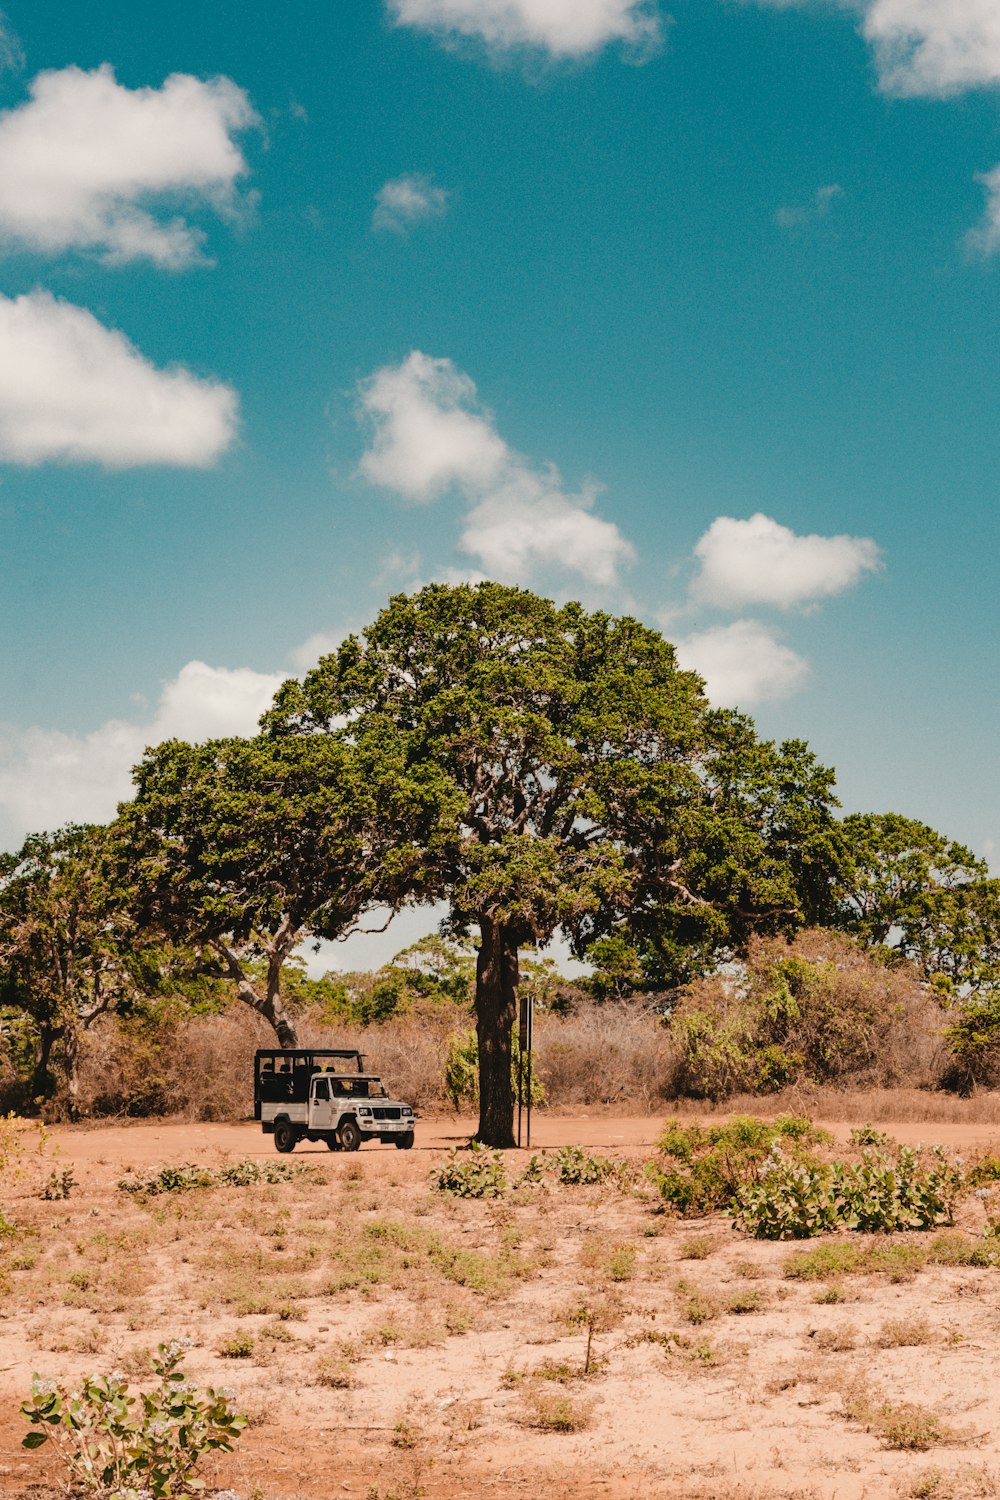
[[324, 1076, 388, 1100]]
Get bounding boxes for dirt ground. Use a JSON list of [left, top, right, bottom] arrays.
[[5, 1110, 1000, 1500]]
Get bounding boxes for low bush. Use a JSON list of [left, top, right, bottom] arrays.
[[118, 1159, 301, 1196], [20, 1338, 246, 1498], [552, 1144, 618, 1186], [646, 1113, 828, 1216], [432, 1143, 507, 1199], [733, 1143, 963, 1240]]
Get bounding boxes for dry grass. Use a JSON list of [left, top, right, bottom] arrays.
[[7, 1117, 1000, 1500]]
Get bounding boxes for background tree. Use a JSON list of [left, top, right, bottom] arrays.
[[835, 812, 986, 952], [115, 730, 450, 1047], [266, 582, 845, 1146], [0, 825, 163, 1110]]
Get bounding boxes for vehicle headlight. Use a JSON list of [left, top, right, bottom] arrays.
[[402, 1107, 413, 1117], [358, 1106, 372, 1116]]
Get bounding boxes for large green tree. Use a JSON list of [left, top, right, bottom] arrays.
[[266, 582, 845, 1146], [834, 812, 998, 985], [115, 730, 449, 1047], [0, 824, 163, 1108]]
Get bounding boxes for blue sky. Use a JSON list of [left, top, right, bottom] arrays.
[[0, 0, 997, 955]]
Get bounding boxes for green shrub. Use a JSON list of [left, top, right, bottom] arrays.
[[41, 1167, 74, 1201], [20, 1338, 246, 1498], [444, 1030, 544, 1111], [663, 930, 941, 1101], [836, 1146, 962, 1233], [734, 1143, 962, 1241], [553, 1144, 617, 1186], [118, 1159, 300, 1196], [732, 1147, 840, 1239], [647, 1114, 828, 1216], [217, 1331, 255, 1358], [432, 1142, 507, 1199]]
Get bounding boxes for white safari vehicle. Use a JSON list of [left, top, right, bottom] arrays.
[[254, 1048, 415, 1154]]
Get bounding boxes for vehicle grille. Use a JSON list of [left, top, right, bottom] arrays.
[[371, 1108, 402, 1121]]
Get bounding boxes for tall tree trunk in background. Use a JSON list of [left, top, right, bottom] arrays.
[[214, 942, 301, 1049], [64, 1021, 81, 1120], [475, 915, 518, 1148], [30, 1023, 59, 1106]]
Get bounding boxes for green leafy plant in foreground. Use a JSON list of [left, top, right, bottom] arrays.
[[552, 1144, 618, 1186], [646, 1114, 829, 1216], [118, 1159, 301, 1196], [733, 1143, 964, 1240], [432, 1141, 507, 1198], [21, 1338, 246, 1499]]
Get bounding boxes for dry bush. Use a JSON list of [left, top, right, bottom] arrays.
[[664, 930, 949, 1103], [62, 927, 977, 1122], [534, 999, 678, 1107]]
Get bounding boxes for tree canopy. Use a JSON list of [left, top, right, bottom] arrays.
[[266, 582, 846, 1144], [0, 824, 164, 1108], [114, 730, 451, 1047]]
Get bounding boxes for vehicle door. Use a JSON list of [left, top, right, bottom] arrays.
[[309, 1076, 336, 1132]]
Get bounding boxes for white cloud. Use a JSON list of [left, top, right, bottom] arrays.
[[357, 350, 634, 586], [0, 290, 238, 468], [358, 352, 507, 500], [288, 631, 349, 672], [691, 512, 881, 611], [675, 620, 810, 707], [750, 0, 1000, 97], [386, 0, 662, 61], [459, 476, 631, 587], [0, 661, 283, 849], [776, 183, 843, 228], [862, 0, 1000, 97], [966, 162, 1000, 255], [373, 173, 449, 234], [0, 11, 23, 75], [0, 64, 257, 267]]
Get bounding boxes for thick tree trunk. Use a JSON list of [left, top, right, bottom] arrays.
[[475, 915, 518, 1148], [214, 942, 301, 1048]]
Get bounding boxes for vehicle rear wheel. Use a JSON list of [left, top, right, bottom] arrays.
[[274, 1119, 297, 1154], [339, 1119, 362, 1152], [395, 1132, 414, 1151]]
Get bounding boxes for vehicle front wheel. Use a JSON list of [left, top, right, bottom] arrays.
[[395, 1132, 414, 1151], [273, 1120, 297, 1154], [338, 1119, 362, 1152]]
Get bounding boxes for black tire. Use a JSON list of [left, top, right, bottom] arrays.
[[338, 1118, 362, 1152], [395, 1132, 415, 1151], [325, 1135, 342, 1152], [273, 1119, 297, 1154]]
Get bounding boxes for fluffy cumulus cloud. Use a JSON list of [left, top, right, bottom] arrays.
[[674, 620, 810, 707], [861, 0, 1000, 97], [751, 0, 1000, 97], [0, 290, 238, 468], [0, 64, 258, 268], [386, 0, 662, 61], [357, 350, 634, 586], [0, 661, 284, 850], [691, 512, 881, 611], [373, 173, 449, 234]]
